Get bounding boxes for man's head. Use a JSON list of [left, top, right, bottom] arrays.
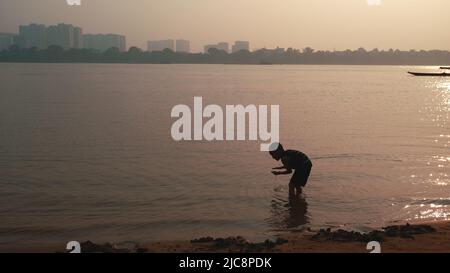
[[269, 142, 285, 161]]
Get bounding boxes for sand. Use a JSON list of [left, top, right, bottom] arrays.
[[144, 221, 450, 253], [4, 221, 450, 253]]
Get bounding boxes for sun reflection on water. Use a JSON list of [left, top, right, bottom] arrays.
[[402, 78, 450, 222], [404, 198, 450, 222]]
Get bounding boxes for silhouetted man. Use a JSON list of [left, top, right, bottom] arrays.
[[269, 143, 312, 197]]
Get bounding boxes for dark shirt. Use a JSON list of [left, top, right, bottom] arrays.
[[281, 150, 312, 170]]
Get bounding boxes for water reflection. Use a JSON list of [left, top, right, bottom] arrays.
[[403, 78, 450, 222], [268, 188, 310, 230], [434, 80, 450, 128], [429, 79, 449, 182], [285, 195, 309, 228], [404, 198, 450, 222]]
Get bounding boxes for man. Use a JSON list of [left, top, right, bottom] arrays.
[[269, 143, 312, 197]]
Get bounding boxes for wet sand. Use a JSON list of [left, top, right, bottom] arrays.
[[6, 221, 450, 253], [144, 221, 450, 253]]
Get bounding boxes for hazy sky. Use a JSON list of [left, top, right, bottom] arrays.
[[1, 0, 449, 52]]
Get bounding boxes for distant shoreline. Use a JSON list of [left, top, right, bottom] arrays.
[[1, 46, 450, 66], [0, 61, 449, 66]]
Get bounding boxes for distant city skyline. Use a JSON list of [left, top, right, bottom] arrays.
[[0, 23, 127, 52], [1, 0, 450, 52], [5, 20, 450, 54], [3, 22, 254, 54]]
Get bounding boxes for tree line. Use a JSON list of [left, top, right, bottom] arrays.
[[1, 45, 450, 65]]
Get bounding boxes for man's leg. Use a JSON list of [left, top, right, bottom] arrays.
[[295, 186, 302, 196], [301, 163, 312, 187], [289, 183, 295, 199], [290, 171, 302, 198]]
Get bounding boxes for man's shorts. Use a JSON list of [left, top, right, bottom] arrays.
[[290, 162, 312, 187]]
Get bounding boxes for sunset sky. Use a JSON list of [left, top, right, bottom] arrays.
[[0, 0, 449, 52]]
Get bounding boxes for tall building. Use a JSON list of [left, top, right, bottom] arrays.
[[12, 35, 23, 48], [148, 40, 175, 52], [83, 34, 126, 52], [46, 23, 82, 49], [73, 27, 83, 49], [232, 41, 250, 53], [217, 42, 229, 53], [204, 42, 229, 54], [16, 23, 83, 50], [175, 39, 190, 53], [0, 33, 16, 51], [18, 24, 47, 49]]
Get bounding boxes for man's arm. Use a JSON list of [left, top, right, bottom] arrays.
[[272, 168, 293, 176], [272, 166, 286, 170]]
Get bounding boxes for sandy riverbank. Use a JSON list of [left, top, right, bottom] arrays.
[[4, 221, 450, 253], [143, 221, 450, 253]]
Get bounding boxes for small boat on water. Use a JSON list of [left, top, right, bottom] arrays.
[[408, 71, 450, 76], [408, 71, 450, 77]]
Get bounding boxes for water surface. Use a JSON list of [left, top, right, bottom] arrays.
[[0, 64, 448, 249]]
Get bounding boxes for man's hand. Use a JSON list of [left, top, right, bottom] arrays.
[[272, 169, 293, 176]]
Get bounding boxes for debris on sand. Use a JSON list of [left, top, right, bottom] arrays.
[[383, 223, 436, 239], [136, 247, 149, 253], [311, 223, 436, 243], [78, 241, 130, 253], [311, 228, 384, 242], [190, 236, 215, 243], [190, 236, 289, 252]]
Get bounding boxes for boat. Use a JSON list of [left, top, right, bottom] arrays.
[[408, 71, 450, 76], [440, 67, 450, 69]]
